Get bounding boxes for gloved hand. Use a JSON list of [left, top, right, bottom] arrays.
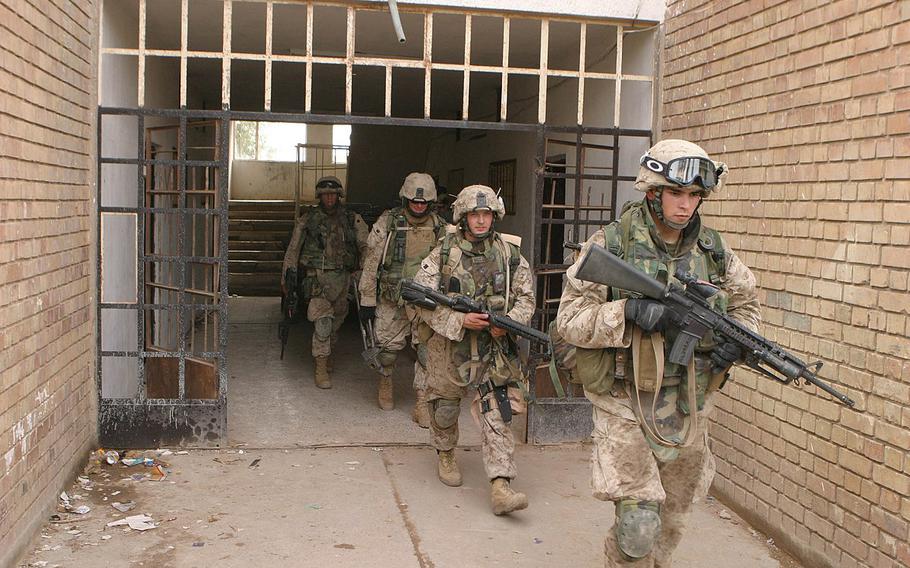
[[710, 336, 743, 373], [623, 298, 670, 334], [359, 305, 376, 323]]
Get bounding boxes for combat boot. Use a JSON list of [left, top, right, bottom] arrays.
[[490, 477, 528, 515], [326, 354, 334, 374], [437, 449, 462, 487], [411, 389, 430, 429], [378, 376, 394, 410], [314, 356, 332, 389]]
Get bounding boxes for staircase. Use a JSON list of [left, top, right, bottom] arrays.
[[228, 200, 296, 296]]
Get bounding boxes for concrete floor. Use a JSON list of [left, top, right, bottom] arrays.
[[226, 296, 482, 448], [16, 297, 803, 567]]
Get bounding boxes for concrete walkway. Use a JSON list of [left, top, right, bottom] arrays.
[[16, 299, 802, 567], [18, 445, 799, 568]]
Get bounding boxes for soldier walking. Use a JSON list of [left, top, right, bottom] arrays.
[[412, 185, 534, 516], [555, 140, 761, 566], [283, 176, 368, 389], [358, 173, 449, 425]]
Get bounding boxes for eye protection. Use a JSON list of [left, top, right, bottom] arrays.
[[316, 179, 342, 189], [640, 154, 720, 190]]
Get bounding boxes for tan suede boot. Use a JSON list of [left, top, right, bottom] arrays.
[[378, 376, 394, 410], [314, 356, 332, 389], [411, 389, 430, 429], [437, 449, 462, 487], [491, 477, 528, 515]]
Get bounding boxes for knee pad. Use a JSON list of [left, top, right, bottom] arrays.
[[615, 499, 661, 560], [432, 399, 461, 429], [376, 351, 398, 375], [314, 317, 333, 340]]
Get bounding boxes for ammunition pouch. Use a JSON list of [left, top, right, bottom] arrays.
[[574, 348, 616, 396], [478, 381, 513, 424]]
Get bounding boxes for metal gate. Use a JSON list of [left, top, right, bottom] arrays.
[[527, 125, 651, 443], [98, 108, 229, 447]]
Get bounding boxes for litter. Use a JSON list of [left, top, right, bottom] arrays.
[[107, 514, 157, 531], [104, 450, 120, 465], [192, 542, 205, 547], [533, 538, 543, 544], [121, 458, 155, 467], [305, 504, 322, 510], [112, 501, 136, 513], [345, 461, 360, 466], [248, 458, 261, 469], [71, 505, 91, 515], [718, 510, 732, 520], [176, 450, 189, 455], [101, 535, 112, 540]]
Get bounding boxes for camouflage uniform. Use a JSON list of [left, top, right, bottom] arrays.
[[556, 140, 761, 566], [413, 186, 535, 488], [283, 190, 368, 361], [358, 173, 449, 409]]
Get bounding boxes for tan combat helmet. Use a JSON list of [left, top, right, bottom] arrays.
[[451, 184, 505, 224], [315, 175, 344, 196], [399, 172, 437, 203], [634, 139, 727, 196]]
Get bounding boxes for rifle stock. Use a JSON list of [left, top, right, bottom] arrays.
[[575, 244, 667, 299]]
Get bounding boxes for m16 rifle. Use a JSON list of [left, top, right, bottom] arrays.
[[399, 279, 551, 346], [574, 244, 855, 407], [278, 268, 299, 360]]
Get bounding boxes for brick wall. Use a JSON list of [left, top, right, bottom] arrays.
[[661, 1, 909, 567], [0, 1, 98, 565]]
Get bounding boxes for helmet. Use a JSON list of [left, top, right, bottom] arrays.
[[399, 173, 437, 203], [634, 139, 727, 195], [451, 185, 505, 224], [315, 175, 344, 196]]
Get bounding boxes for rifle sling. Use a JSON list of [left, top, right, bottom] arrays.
[[631, 327, 699, 449]]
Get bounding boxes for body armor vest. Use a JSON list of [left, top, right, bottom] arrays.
[[297, 206, 360, 271], [439, 232, 522, 386], [583, 200, 728, 411], [379, 207, 445, 301]]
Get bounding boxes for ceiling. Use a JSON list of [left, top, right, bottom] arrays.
[[108, 1, 637, 120]]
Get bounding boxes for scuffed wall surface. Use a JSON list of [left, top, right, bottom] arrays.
[[661, 1, 909, 567], [0, 1, 98, 565]]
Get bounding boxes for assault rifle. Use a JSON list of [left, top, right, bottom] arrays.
[[574, 244, 856, 407], [399, 279, 551, 346], [278, 268, 299, 360]]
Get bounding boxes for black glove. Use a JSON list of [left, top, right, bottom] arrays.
[[710, 336, 743, 373], [359, 305, 376, 323], [623, 298, 670, 334]]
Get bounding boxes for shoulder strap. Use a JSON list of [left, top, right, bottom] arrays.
[[439, 233, 461, 292], [697, 226, 727, 280]]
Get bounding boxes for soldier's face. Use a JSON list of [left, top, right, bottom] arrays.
[[320, 193, 339, 208], [407, 201, 428, 215], [652, 186, 704, 226], [465, 209, 493, 239]]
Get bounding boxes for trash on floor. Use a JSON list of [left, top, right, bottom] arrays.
[[107, 514, 157, 531]]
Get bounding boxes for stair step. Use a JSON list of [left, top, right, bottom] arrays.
[[229, 209, 297, 220], [228, 229, 290, 241], [229, 273, 282, 296], [229, 240, 286, 251], [228, 219, 295, 231], [229, 250, 285, 261], [229, 260, 283, 273], [228, 200, 296, 212]]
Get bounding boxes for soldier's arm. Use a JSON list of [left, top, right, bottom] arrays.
[[555, 230, 631, 349], [358, 211, 391, 307], [719, 244, 761, 333], [353, 213, 370, 264], [413, 246, 467, 342], [505, 254, 535, 326], [282, 210, 309, 274]]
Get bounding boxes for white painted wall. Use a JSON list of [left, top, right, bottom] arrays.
[[100, 4, 181, 398]]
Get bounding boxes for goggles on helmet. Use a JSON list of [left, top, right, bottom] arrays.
[[640, 154, 720, 190], [316, 179, 343, 190]]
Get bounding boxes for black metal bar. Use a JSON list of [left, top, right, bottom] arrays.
[[101, 350, 225, 358], [95, 106, 104, 399], [611, 133, 620, 223], [100, 206, 222, 215], [101, 157, 220, 168], [99, 106, 654, 137], [533, 125, 546, 271], [538, 218, 613, 226], [217, 111, 230, 407], [136, 113, 147, 401], [177, 115, 188, 400], [573, 127, 583, 243], [102, 303, 221, 311], [541, 172, 636, 182]]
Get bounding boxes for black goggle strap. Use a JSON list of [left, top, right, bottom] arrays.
[[316, 180, 342, 189]]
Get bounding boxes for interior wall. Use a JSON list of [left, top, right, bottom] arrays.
[[229, 124, 347, 202]]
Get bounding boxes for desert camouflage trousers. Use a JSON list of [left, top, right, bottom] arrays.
[[424, 332, 517, 480], [586, 388, 716, 568], [374, 297, 428, 391], [305, 269, 351, 358]]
